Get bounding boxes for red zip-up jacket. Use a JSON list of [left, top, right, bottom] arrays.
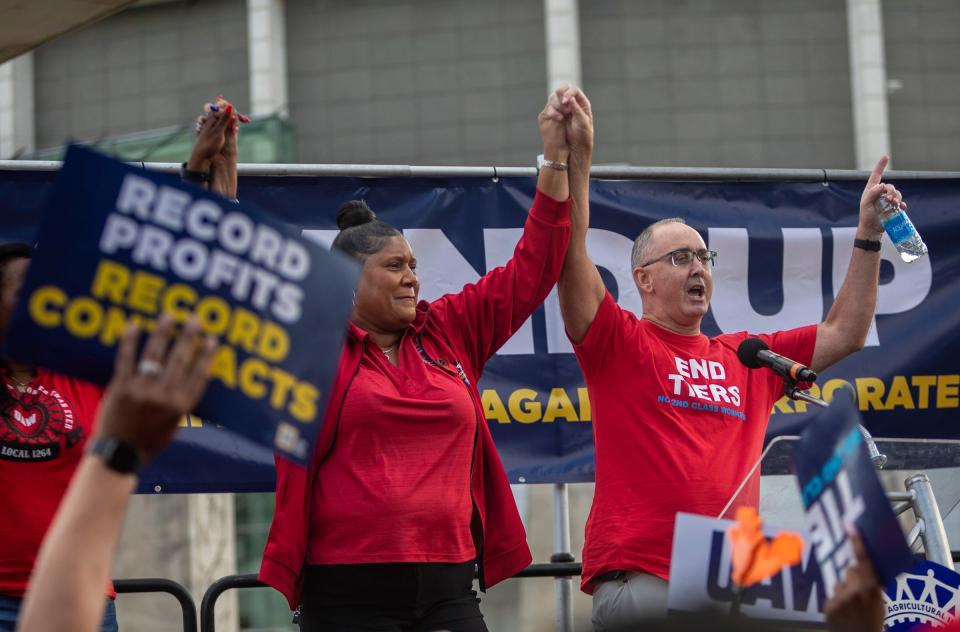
[[259, 189, 572, 610]]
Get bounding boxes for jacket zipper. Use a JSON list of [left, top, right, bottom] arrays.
[[416, 334, 485, 587]]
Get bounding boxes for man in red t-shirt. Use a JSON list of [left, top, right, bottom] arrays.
[[549, 86, 902, 631]]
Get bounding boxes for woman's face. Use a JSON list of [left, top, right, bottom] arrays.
[[352, 236, 420, 333], [0, 257, 29, 340]]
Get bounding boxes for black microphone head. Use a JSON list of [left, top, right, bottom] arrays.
[[737, 337, 769, 369]]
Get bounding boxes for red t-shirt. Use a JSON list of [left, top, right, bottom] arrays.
[[572, 291, 817, 592], [307, 335, 477, 564], [0, 370, 103, 597]]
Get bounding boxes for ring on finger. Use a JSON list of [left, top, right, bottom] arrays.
[[137, 359, 163, 377]]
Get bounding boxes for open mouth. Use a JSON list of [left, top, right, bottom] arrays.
[[687, 284, 705, 299]]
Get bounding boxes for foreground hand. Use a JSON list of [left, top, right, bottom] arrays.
[[95, 315, 217, 463], [859, 155, 904, 241], [825, 530, 885, 632]]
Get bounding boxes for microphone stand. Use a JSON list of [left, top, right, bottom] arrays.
[[783, 377, 887, 469]]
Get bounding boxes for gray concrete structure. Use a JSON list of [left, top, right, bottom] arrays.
[[33, 0, 248, 151], [0, 53, 35, 157], [285, 0, 548, 165], [883, 0, 960, 170], [847, 0, 892, 169], [22, 0, 960, 172], [113, 493, 238, 632], [580, 0, 855, 169]]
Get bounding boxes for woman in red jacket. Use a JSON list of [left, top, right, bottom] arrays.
[[259, 91, 591, 630]]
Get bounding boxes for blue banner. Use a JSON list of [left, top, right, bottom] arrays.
[[3, 148, 357, 467], [0, 164, 956, 491]]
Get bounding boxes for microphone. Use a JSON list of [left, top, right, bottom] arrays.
[[736, 338, 817, 383]]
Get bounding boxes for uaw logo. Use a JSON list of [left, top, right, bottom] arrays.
[[884, 560, 960, 630], [0, 383, 82, 462]]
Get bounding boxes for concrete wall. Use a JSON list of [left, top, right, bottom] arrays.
[[113, 493, 238, 632], [580, 0, 855, 168], [285, 0, 548, 165], [883, 0, 960, 170], [32, 0, 248, 151]]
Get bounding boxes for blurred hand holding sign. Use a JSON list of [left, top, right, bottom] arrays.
[[4, 146, 358, 465], [792, 390, 914, 595], [669, 391, 917, 625]]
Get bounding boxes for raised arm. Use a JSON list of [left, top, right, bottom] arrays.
[[185, 96, 249, 200], [810, 155, 897, 372], [428, 91, 572, 375], [555, 86, 604, 343], [536, 89, 571, 201], [18, 316, 215, 632]]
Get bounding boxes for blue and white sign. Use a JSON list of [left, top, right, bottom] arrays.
[[668, 512, 825, 624], [793, 391, 914, 595], [4, 147, 358, 466]]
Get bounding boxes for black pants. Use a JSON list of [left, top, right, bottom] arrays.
[[299, 561, 487, 632]]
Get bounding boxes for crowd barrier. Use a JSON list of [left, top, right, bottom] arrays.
[[113, 578, 197, 632], [198, 562, 583, 632]]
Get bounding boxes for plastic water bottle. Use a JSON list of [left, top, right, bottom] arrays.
[[875, 196, 928, 263]]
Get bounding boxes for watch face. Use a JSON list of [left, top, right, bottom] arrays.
[[90, 438, 140, 474]]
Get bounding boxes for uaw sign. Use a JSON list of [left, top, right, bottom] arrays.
[[5, 146, 358, 465], [793, 391, 914, 596], [668, 512, 825, 624]]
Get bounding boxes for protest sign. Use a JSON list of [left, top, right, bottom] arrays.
[[668, 512, 825, 624], [792, 390, 913, 596], [4, 146, 358, 465]]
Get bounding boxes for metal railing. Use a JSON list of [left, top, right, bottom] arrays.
[[1, 159, 959, 182], [113, 577, 197, 632], [199, 562, 582, 632]]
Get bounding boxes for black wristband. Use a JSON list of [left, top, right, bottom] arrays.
[[87, 437, 142, 474], [180, 162, 211, 184], [853, 238, 882, 252]]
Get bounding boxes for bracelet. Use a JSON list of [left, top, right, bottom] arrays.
[[542, 159, 569, 172], [853, 238, 881, 252], [180, 162, 211, 184]]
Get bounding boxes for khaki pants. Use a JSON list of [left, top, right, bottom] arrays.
[[591, 572, 668, 631]]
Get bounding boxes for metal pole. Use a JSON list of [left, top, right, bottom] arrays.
[[905, 473, 955, 569], [857, 424, 887, 469], [2, 159, 959, 181], [552, 483, 574, 632]]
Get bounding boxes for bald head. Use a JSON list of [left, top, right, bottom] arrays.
[[630, 218, 688, 270]]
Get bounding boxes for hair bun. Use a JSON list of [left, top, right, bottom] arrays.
[[336, 200, 376, 230]]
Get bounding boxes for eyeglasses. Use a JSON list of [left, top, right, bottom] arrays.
[[639, 248, 717, 268]]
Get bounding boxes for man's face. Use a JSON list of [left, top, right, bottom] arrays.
[[0, 257, 29, 340], [633, 223, 713, 330]]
